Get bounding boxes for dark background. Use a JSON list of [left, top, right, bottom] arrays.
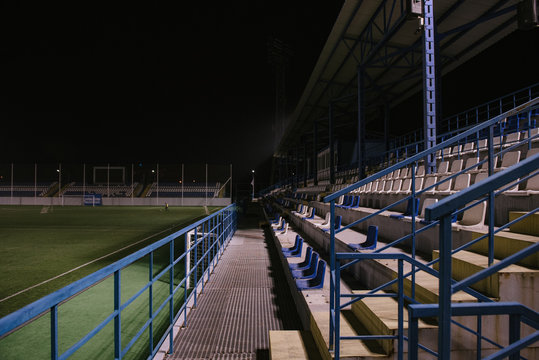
[[1, 2, 538, 190]]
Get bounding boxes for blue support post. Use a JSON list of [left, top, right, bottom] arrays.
[[509, 314, 521, 360], [487, 125, 495, 265], [422, 0, 438, 174], [168, 240, 174, 355], [329, 200, 336, 351], [51, 305, 58, 360], [114, 270, 121, 360], [438, 215, 452, 359], [149, 251, 154, 354]]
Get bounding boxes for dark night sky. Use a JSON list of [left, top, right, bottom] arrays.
[[1, 1, 344, 185], [1, 2, 538, 187]]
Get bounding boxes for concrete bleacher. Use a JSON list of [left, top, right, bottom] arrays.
[[264, 126, 538, 358], [0, 182, 56, 197], [60, 182, 139, 197], [145, 182, 221, 198]]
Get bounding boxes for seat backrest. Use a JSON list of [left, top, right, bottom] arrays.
[[364, 225, 378, 248], [460, 201, 486, 227], [526, 148, 539, 159], [311, 259, 326, 286], [303, 252, 320, 277], [414, 177, 424, 192], [505, 131, 520, 144], [453, 174, 471, 192], [416, 165, 425, 177], [500, 151, 520, 168], [297, 247, 313, 267], [474, 172, 488, 184], [463, 142, 474, 152], [437, 161, 449, 174], [464, 157, 479, 171], [423, 176, 437, 192], [450, 159, 463, 173], [384, 180, 393, 192], [420, 198, 438, 218], [399, 178, 411, 193], [392, 179, 402, 192], [436, 176, 452, 192], [526, 173, 539, 191]]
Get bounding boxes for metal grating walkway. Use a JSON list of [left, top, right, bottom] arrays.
[[166, 208, 302, 360]]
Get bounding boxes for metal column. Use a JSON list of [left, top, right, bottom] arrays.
[[357, 66, 366, 179], [423, 0, 439, 174], [313, 121, 318, 186], [329, 102, 335, 185]]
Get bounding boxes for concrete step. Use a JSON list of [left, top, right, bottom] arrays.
[[509, 211, 539, 237], [432, 250, 538, 308], [468, 230, 538, 269], [350, 291, 437, 355], [269, 330, 322, 360]]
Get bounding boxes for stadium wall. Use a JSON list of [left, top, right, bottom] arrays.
[[0, 197, 231, 207]]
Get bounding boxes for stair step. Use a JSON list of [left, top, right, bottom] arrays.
[[351, 291, 436, 355], [372, 257, 477, 305], [469, 230, 538, 268], [432, 250, 537, 298], [269, 330, 321, 360], [311, 309, 386, 359], [509, 211, 539, 237]]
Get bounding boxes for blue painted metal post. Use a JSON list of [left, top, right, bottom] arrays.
[[193, 227, 197, 308], [114, 270, 121, 360], [183, 233, 188, 326], [51, 305, 58, 360], [438, 215, 452, 359], [168, 240, 174, 355], [509, 314, 521, 360], [149, 251, 154, 354], [334, 257, 341, 359], [411, 163, 417, 299], [408, 308, 419, 359], [329, 200, 336, 351], [487, 125, 495, 265], [397, 259, 404, 359], [422, 0, 438, 174]]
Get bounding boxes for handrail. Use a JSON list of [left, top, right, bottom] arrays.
[[0, 204, 237, 359], [324, 96, 539, 202]]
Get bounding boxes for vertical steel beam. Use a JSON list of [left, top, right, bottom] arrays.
[[423, 0, 438, 174], [329, 102, 335, 185], [313, 121, 318, 186], [357, 66, 366, 179], [438, 215, 452, 359]]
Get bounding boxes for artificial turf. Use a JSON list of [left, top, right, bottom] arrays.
[[0, 205, 219, 359]]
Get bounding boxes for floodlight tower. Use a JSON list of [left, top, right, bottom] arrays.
[[251, 169, 255, 201]]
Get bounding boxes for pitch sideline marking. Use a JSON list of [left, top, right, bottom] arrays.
[[0, 225, 179, 304]]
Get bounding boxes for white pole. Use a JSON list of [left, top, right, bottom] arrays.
[[181, 163, 184, 206], [107, 163, 110, 199], [156, 163, 159, 206], [58, 163, 62, 206], [205, 163, 208, 207], [10, 163, 13, 205], [131, 163, 134, 205], [34, 163, 37, 205], [230, 164, 233, 202], [251, 170, 255, 201], [83, 163, 86, 205]]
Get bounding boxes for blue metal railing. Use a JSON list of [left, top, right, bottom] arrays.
[[0, 204, 237, 359], [323, 97, 538, 359]]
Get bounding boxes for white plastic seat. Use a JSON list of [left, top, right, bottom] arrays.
[[435, 176, 453, 195], [503, 132, 521, 148], [456, 201, 486, 228], [495, 151, 521, 172], [450, 174, 471, 194], [388, 179, 402, 194], [419, 198, 438, 219], [462, 142, 475, 154], [423, 176, 438, 195], [449, 159, 463, 174], [434, 161, 449, 175], [522, 128, 539, 143], [464, 157, 479, 172], [397, 178, 412, 194]]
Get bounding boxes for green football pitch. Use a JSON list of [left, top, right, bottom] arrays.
[[0, 205, 220, 359]]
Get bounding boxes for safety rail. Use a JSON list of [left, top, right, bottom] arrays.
[[423, 153, 539, 359], [0, 204, 237, 360], [323, 97, 538, 359]]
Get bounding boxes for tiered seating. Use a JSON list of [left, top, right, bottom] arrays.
[[0, 182, 54, 197], [264, 121, 538, 358], [145, 182, 220, 198], [61, 182, 139, 197]]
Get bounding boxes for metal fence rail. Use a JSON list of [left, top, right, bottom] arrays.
[[323, 97, 539, 359], [0, 204, 237, 360]]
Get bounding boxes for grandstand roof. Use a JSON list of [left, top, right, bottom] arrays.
[[275, 0, 525, 156]]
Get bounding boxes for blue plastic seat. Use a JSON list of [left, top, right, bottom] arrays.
[[289, 246, 313, 270], [344, 195, 360, 209], [348, 225, 378, 251], [296, 260, 326, 290], [282, 235, 303, 258], [291, 252, 320, 279], [389, 197, 420, 219]]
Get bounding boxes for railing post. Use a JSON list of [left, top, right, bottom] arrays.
[[487, 125, 495, 265], [335, 257, 341, 360], [329, 200, 336, 351], [149, 251, 154, 354], [114, 270, 121, 360], [51, 305, 58, 360], [408, 308, 419, 360], [509, 313, 521, 360], [411, 163, 417, 299], [398, 259, 404, 359], [438, 215, 452, 360], [168, 239, 174, 355]]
